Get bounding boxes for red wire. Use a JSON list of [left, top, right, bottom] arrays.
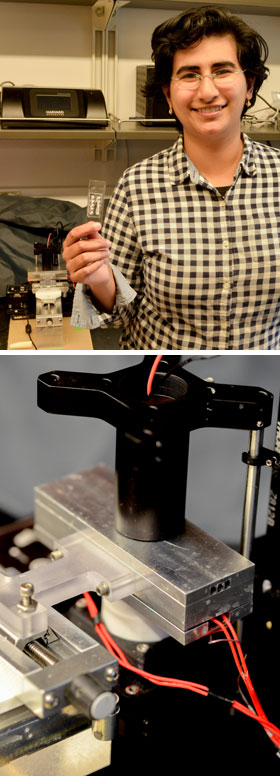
[[83, 591, 98, 617], [83, 593, 208, 696], [232, 701, 280, 742], [147, 355, 163, 396], [212, 616, 280, 747], [211, 617, 245, 679], [222, 615, 267, 722], [217, 616, 267, 720], [83, 593, 280, 748], [96, 620, 209, 695]]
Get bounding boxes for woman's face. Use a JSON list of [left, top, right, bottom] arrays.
[[163, 35, 254, 146]]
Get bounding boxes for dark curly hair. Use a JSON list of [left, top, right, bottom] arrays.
[[146, 5, 269, 131]]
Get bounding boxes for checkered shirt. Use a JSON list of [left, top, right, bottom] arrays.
[[71, 133, 280, 350]]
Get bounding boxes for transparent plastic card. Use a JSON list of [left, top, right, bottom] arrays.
[[87, 180, 106, 222]]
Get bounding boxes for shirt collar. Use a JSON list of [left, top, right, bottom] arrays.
[[167, 135, 191, 185], [239, 132, 257, 177], [167, 131, 257, 185]]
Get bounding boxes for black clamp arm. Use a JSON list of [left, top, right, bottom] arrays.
[[242, 447, 280, 468]]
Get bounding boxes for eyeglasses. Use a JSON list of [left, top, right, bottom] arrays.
[[171, 69, 246, 91]]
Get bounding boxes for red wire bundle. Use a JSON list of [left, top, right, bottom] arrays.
[[213, 614, 280, 747], [83, 592, 280, 750], [83, 592, 208, 696]]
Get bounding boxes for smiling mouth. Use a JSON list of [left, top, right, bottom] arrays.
[[192, 105, 227, 114]]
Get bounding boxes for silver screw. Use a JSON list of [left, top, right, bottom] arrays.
[[262, 579, 272, 593], [136, 643, 149, 656], [125, 684, 141, 696], [105, 666, 119, 682], [256, 420, 263, 428], [49, 549, 63, 561], [266, 459, 273, 467], [17, 582, 37, 612], [96, 581, 110, 597], [44, 692, 60, 710]]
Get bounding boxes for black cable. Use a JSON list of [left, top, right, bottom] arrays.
[[25, 320, 37, 350], [208, 691, 233, 704], [256, 93, 277, 111]]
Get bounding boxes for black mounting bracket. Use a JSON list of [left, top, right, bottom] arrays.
[[242, 448, 280, 468]]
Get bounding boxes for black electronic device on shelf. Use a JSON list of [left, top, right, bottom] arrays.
[[1, 87, 108, 129], [136, 66, 176, 126]]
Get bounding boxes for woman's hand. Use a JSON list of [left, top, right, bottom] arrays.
[[63, 221, 112, 287], [63, 221, 116, 312]]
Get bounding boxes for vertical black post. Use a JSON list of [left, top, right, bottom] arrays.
[[115, 364, 189, 541], [266, 396, 280, 586], [115, 425, 190, 541]]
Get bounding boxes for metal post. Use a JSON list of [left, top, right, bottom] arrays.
[[237, 427, 264, 643], [240, 427, 264, 559]]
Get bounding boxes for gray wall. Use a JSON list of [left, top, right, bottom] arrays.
[[0, 353, 279, 548]]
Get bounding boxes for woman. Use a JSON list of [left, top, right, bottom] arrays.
[[63, 5, 280, 350]]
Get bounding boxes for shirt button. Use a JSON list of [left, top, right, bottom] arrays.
[[223, 240, 229, 248], [220, 320, 227, 329], [223, 282, 230, 290]]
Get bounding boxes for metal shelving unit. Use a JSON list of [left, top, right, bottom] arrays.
[[7, 0, 280, 14], [0, 126, 115, 148], [127, 0, 280, 15], [1, 2, 279, 142], [241, 123, 280, 142], [0, 122, 279, 143], [114, 120, 280, 142], [113, 119, 178, 141]]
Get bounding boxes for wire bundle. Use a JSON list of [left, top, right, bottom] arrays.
[[83, 592, 208, 697], [83, 592, 280, 752], [213, 614, 280, 747]]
